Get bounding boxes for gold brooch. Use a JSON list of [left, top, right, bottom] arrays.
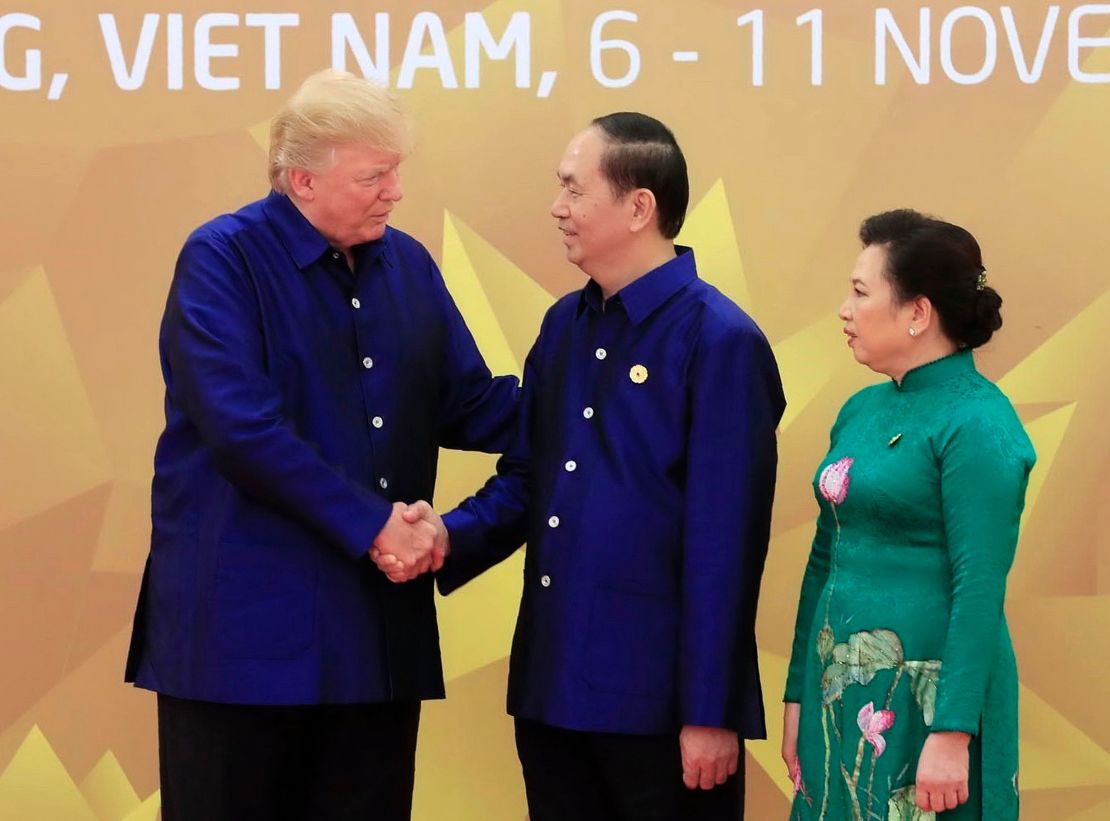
[[629, 364, 648, 384], [888, 433, 903, 447]]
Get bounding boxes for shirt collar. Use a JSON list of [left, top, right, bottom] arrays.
[[262, 190, 391, 271], [895, 349, 976, 392], [577, 246, 698, 325]]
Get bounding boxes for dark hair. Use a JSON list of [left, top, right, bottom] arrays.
[[859, 209, 1003, 349], [589, 112, 689, 239]]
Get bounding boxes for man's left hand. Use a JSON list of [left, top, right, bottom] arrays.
[[370, 501, 449, 582], [680, 725, 739, 790]]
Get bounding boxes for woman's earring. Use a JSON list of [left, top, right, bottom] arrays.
[[908, 327, 917, 337]]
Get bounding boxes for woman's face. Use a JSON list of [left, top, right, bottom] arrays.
[[838, 244, 917, 377]]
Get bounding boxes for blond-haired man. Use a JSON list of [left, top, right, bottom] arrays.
[[125, 70, 519, 820]]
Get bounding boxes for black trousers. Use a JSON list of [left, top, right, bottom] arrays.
[[157, 694, 420, 821], [515, 719, 745, 821]]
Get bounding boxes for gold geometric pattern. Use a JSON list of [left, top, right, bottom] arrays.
[[78, 751, 141, 821], [0, 725, 161, 821], [0, 270, 112, 530], [676, 179, 752, 311], [0, 726, 101, 821]]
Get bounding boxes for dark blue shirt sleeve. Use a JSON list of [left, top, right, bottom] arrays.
[[679, 319, 785, 729], [163, 231, 392, 561]]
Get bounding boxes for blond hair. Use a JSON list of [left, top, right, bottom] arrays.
[[268, 69, 411, 193]]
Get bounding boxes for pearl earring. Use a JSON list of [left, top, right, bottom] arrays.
[[908, 327, 917, 337]]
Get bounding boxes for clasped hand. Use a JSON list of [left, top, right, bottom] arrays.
[[368, 501, 449, 583]]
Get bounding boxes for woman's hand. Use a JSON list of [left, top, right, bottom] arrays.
[[782, 702, 802, 791], [915, 731, 971, 812]]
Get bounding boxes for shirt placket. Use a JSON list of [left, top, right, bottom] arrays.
[[346, 249, 389, 495], [537, 302, 627, 591]]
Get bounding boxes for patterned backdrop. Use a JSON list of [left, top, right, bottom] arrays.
[[1, 0, 1107, 818]]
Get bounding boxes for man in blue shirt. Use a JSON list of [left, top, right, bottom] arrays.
[[377, 113, 785, 819], [124, 70, 519, 820]]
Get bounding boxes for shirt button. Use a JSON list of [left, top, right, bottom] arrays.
[[362, 357, 374, 369], [378, 477, 388, 489], [595, 347, 607, 360], [371, 416, 384, 429], [540, 574, 551, 588], [582, 407, 594, 419], [548, 515, 560, 528], [565, 460, 577, 472], [332, 251, 341, 260], [351, 297, 361, 309]]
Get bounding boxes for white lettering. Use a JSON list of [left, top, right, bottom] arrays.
[[1069, 4, 1110, 82], [876, 8, 931, 84], [398, 12, 458, 89], [940, 6, 997, 85], [464, 11, 530, 88]]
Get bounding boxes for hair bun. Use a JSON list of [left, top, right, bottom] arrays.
[[961, 286, 1003, 348]]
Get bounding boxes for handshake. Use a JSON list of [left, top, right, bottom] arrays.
[[369, 501, 449, 583]]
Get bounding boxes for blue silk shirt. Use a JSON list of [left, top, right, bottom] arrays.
[[126, 191, 519, 705], [439, 248, 785, 737]]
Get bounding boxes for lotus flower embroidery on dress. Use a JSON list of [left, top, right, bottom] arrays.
[[857, 702, 896, 758], [813, 455, 856, 820], [819, 456, 855, 505], [792, 757, 813, 810], [809, 626, 941, 821], [816, 456, 853, 631], [803, 459, 945, 821]]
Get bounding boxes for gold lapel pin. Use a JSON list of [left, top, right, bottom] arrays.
[[629, 364, 648, 384], [888, 433, 903, 447]]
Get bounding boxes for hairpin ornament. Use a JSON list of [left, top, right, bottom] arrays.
[[976, 269, 988, 291]]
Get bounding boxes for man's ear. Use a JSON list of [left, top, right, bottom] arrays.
[[287, 167, 316, 202], [629, 188, 658, 234]]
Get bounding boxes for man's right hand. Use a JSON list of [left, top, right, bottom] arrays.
[[369, 502, 438, 582], [401, 501, 449, 571]]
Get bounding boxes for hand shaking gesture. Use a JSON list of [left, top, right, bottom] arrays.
[[369, 501, 449, 583]]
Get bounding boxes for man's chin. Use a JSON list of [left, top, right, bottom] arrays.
[[361, 223, 389, 242]]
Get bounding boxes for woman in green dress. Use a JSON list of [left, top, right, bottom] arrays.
[[781, 210, 1035, 820]]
